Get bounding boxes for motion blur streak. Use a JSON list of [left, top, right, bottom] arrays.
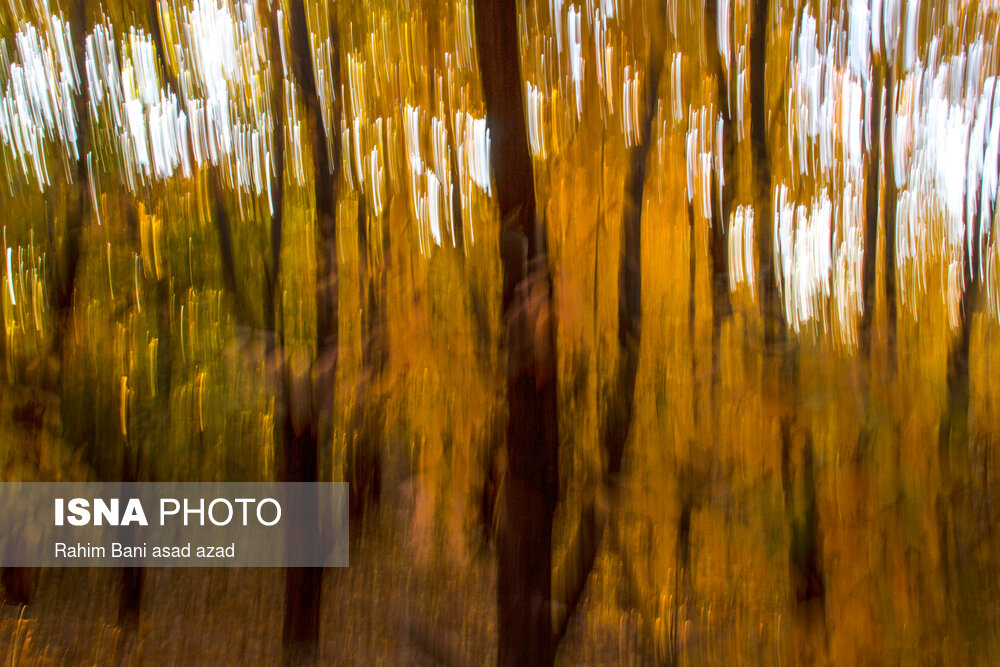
[[1, 1, 1000, 665]]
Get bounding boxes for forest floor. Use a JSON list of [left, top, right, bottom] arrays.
[[0, 472, 645, 666]]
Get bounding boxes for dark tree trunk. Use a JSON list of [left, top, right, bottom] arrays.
[[474, 1, 560, 664], [56, 0, 90, 333], [279, 1, 344, 662], [209, 176, 256, 328], [784, 435, 825, 606], [706, 0, 732, 362], [941, 209, 982, 452], [450, 148, 466, 252], [937, 279, 974, 605], [5, 0, 94, 612], [116, 202, 146, 631], [749, 0, 774, 336], [265, 7, 311, 664], [860, 64, 884, 357], [0, 567, 35, 606], [45, 0, 91, 396], [883, 68, 898, 363], [118, 559, 143, 630], [607, 5, 662, 486], [307, 24, 341, 498], [267, 11, 286, 341], [357, 202, 387, 378], [350, 200, 385, 523], [937, 104, 995, 611]]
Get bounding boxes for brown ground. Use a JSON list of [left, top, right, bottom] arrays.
[[0, 480, 644, 666]]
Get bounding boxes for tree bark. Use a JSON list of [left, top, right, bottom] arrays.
[[3, 0, 93, 610], [937, 98, 995, 615], [279, 1, 344, 662], [860, 64, 884, 357], [474, 1, 560, 664], [883, 68, 898, 364]]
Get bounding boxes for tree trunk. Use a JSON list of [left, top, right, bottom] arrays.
[[278, 1, 344, 662], [860, 64, 884, 358], [883, 68, 898, 363], [4, 0, 94, 611], [749, 0, 773, 333], [350, 199, 385, 522], [707, 0, 732, 370], [553, 2, 665, 644], [937, 107, 994, 617], [474, 1, 560, 664]]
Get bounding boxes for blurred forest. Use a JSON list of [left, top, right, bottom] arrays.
[[1, 0, 1000, 664]]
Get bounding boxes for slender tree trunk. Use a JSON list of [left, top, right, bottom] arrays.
[[707, 0, 732, 374], [58, 0, 89, 338], [749, 0, 772, 332], [450, 146, 466, 252], [606, 20, 660, 483], [860, 64, 884, 358], [308, 25, 341, 496], [113, 201, 145, 632], [883, 68, 898, 364], [552, 3, 665, 644], [264, 8, 317, 665], [278, 1, 343, 662], [3, 0, 93, 607], [350, 198, 386, 522], [475, 1, 560, 664], [267, 12, 285, 342], [855, 58, 885, 492], [208, 176, 257, 328], [46, 0, 90, 393], [938, 276, 974, 606], [937, 115, 994, 616]]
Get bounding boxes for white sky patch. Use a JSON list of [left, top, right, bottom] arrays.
[[728, 204, 756, 299], [774, 185, 833, 333], [0, 13, 80, 188], [771, 4, 874, 344], [5, 245, 15, 306]]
